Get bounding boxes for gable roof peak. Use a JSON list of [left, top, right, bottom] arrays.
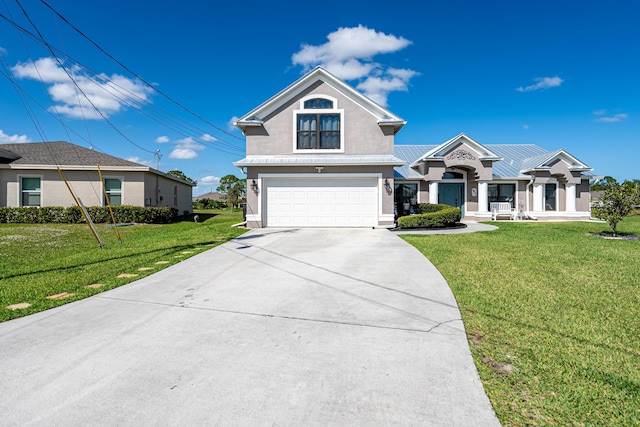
[[235, 66, 405, 134]]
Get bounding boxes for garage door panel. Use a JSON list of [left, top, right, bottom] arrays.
[[265, 178, 378, 227]]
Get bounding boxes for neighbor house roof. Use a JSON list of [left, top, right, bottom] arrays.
[[234, 67, 406, 135], [193, 192, 223, 201], [0, 141, 195, 185], [0, 142, 144, 168], [395, 141, 594, 180]]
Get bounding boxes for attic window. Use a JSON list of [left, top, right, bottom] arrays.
[[304, 98, 333, 109]]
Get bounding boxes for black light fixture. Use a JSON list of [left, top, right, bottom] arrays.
[[251, 179, 259, 193], [384, 178, 391, 190]]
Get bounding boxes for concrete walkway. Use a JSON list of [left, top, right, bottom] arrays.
[[0, 228, 499, 426]]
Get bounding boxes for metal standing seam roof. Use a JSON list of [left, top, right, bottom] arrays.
[[394, 144, 593, 179], [234, 154, 406, 167]]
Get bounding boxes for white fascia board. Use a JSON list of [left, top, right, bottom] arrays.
[[234, 67, 404, 130], [410, 133, 502, 167]]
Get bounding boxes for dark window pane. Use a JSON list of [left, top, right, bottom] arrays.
[[304, 98, 333, 109], [545, 184, 556, 210], [22, 177, 40, 191], [320, 131, 340, 149], [297, 132, 316, 149]]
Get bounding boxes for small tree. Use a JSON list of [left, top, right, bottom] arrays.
[[217, 174, 246, 210], [592, 181, 640, 236]]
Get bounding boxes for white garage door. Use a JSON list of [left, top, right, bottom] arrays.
[[264, 178, 378, 227]]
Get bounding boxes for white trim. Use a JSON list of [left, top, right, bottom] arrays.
[[565, 183, 577, 212], [103, 175, 124, 207], [18, 174, 43, 207], [235, 67, 405, 131], [258, 173, 383, 227], [293, 95, 345, 153]]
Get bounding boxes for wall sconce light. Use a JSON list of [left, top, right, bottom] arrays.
[[250, 179, 259, 193], [384, 178, 392, 194]]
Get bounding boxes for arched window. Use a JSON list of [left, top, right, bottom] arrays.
[[296, 96, 342, 150], [304, 98, 333, 109], [442, 171, 464, 179]]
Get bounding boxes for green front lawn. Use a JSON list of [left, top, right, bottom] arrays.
[[0, 209, 246, 322], [402, 218, 640, 426]]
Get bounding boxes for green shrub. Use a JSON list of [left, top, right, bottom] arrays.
[[0, 206, 178, 224], [397, 204, 461, 229]]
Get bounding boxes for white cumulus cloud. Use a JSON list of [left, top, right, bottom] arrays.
[[291, 25, 418, 107], [11, 57, 153, 119], [228, 116, 240, 131], [0, 129, 31, 144], [168, 136, 206, 159], [516, 76, 564, 92], [155, 135, 170, 143]]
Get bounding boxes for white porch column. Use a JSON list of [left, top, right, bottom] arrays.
[[565, 183, 576, 212], [429, 181, 439, 204], [533, 183, 544, 211], [478, 181, 488, 212]]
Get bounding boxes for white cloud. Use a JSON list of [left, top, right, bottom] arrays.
[[126, 156, 153, 167], [228, 116, 239, 131], [523, 124, 530, 130], [201, 133, 218, 142], [11, 57, 153, 119], [168, 137, 205, 159], [168, 148, 198, 159], [595, 113, 628, 123], [516, 76, 563, 92], [0, 129, 31, 144], [193, 175, 221, 195], [593, 109, 606, 116], [291, 25, 418, 107], [0, 47, 7, 56], [155, 135, 169, 143]]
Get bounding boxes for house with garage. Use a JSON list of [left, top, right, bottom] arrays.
[[234, 67, 595, 228], [0, 142, 194, 214]]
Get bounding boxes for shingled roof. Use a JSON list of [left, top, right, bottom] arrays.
[[0, 142, 143, 167]]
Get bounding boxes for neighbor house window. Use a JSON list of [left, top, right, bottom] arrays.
[[295, 97, 342, 150], [21, 177, 41, 206], [488, 183, 516, 208], [104, 178, 122, 206], [545, 183, 556, 211]]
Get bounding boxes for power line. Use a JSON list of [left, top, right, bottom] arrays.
[[38, 0, 244, 142], [0, 8, 245, 156], [14, 0, 157, 154]]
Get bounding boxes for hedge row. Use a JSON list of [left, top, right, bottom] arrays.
[[397, 203, 461, 229], [0, 206, 179, 224]]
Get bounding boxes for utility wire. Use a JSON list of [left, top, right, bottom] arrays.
[[14, 0, 156, 154], [0, 9, 244, 155], [39, 0, 244, 142]]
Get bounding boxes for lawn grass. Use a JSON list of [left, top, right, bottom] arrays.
[[402, 217, 640, 426], [0, 209, 246, 322]]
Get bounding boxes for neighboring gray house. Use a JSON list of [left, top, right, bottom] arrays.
[[234, 67, 595, 228], [0, 141, 194, 214]]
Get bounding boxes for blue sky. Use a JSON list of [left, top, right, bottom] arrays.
[[1, 0, 638, 195]]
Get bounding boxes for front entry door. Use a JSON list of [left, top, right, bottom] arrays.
[[439, 183, 465, 217]]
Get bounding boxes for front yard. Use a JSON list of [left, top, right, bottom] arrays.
[[402, 217, 640, 426], [0, 209, 246, 322]]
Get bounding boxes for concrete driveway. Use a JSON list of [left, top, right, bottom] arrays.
[[0, 228, 499, 426]]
